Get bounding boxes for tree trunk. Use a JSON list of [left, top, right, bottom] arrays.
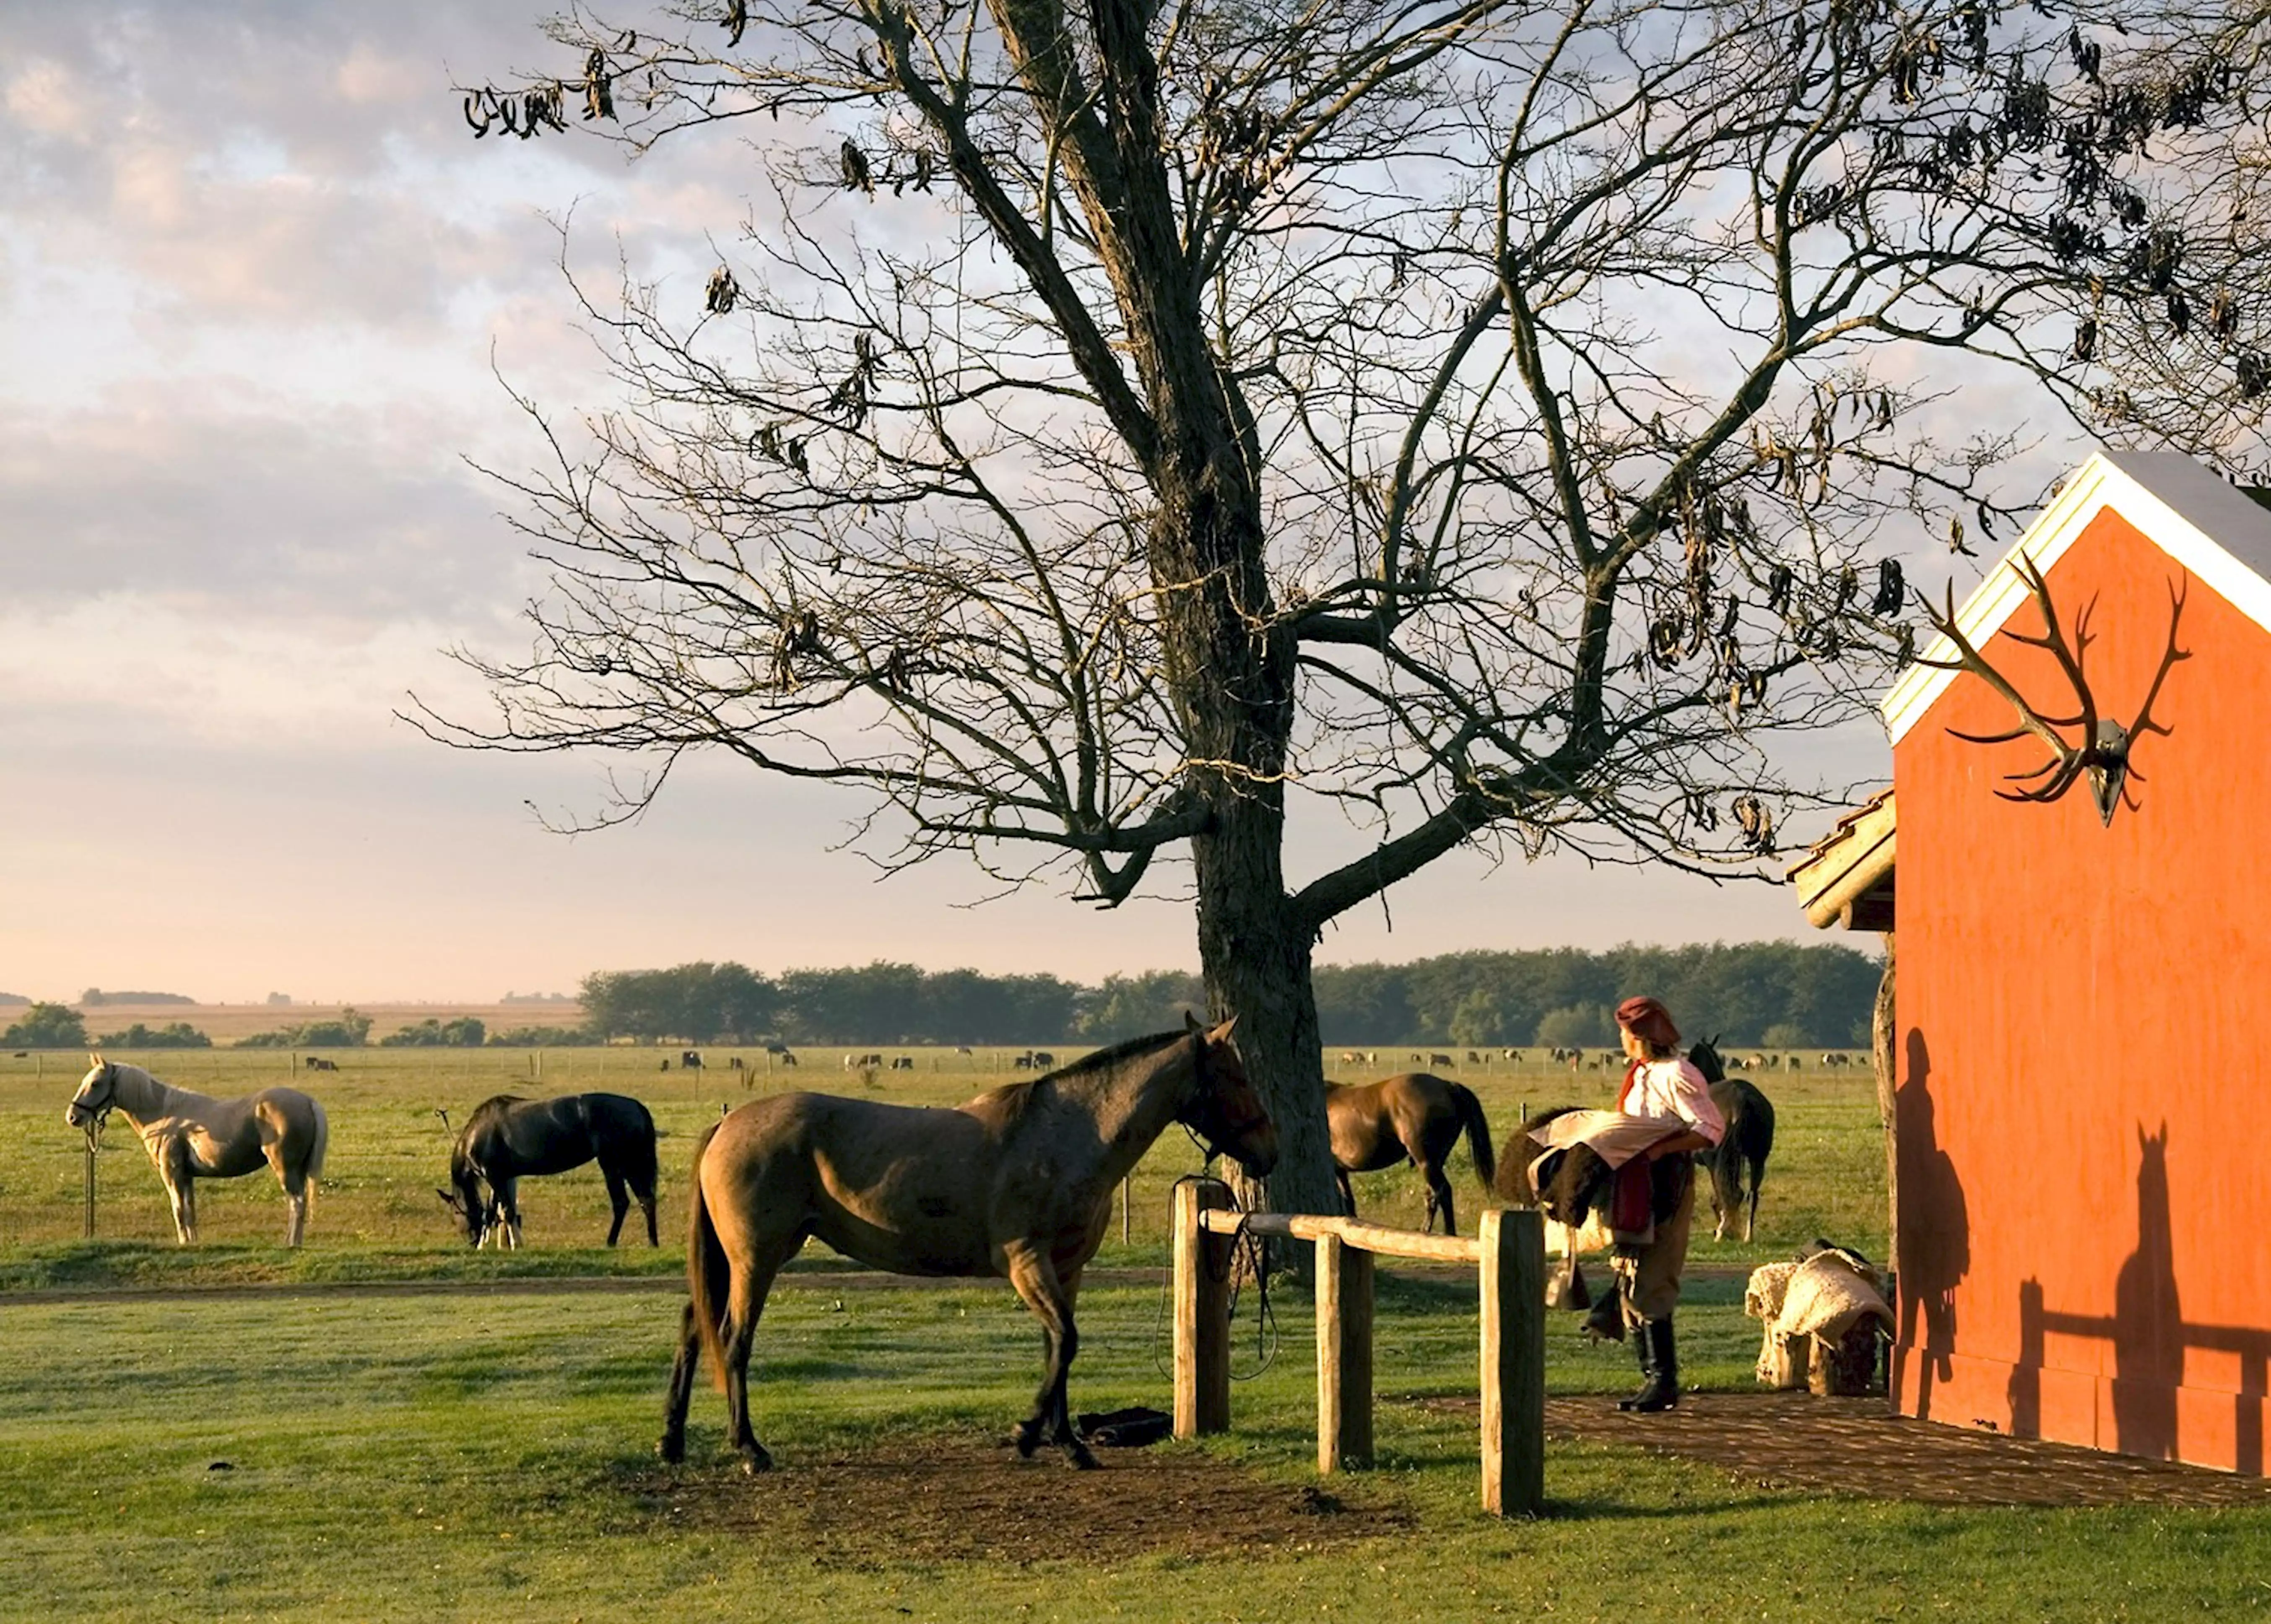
[[1194, 796, 1337, 1231], [1871, 933, 1898, 1270]]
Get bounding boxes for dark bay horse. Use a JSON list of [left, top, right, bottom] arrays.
[[660, 1017, 1274, 1473], [1686, 1037, 1777, 1242], [439, 1093, 660, 1248], [1325, 1072, 1496, 1235], [67, 1058, 328, 1246]]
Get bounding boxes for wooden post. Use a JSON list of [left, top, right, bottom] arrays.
[[1172, 1179, 1234, 1437], [1479, 1207, 1546, 1516], [1315, 1231, 1375, 1472]]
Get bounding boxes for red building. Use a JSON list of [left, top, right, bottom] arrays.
[[1826, 449, 2271, 1473]]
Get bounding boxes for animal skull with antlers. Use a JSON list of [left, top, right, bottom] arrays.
[[1915, 555, 2190, 826]]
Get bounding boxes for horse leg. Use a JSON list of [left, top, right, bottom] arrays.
[[156, 1136, 196, 1245], [659, 1300, 703, 1465], [495, 1179, 522, 1250], [603, 1170, 629, 1247], [1334, 1168, 1355, 1219], [1004, 1247, 1095, 1469], [1424, 1161, 1458, 1237], [720, 1242, 798, 1474]]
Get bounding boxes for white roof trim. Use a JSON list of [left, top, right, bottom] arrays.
[[1884, 448, 2271, 744]]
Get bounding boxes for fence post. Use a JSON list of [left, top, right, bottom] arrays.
[[1172, 1179, 1233, 1437], [1479, 1207, 1545, 1516], [1315, 1230, 1375, 1472]]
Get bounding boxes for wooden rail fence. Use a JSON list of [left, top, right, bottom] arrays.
[[1171, 1179, 1546, 1515]]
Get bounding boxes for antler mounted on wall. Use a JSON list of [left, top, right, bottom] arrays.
[[1915, 555, 2190, 826]]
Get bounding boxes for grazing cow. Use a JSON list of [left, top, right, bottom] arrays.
[[659, 1058, 672, 1072], [1503, 1048, 1524, 1063], [728, 1056, 746, 1072], [1428, 1052, 1455, 1068], [681, 1050, 704, 1069], [1465, 1051, 1483, 1065], [889, 1056, 915, 1071], [303, 1056, 338, 1072], [1032, 1051, 1056, 1068]]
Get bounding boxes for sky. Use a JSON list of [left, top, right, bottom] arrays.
[[0, 4, 2087, 1003]]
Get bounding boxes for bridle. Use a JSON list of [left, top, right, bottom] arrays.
[[1180, 1031, 1270, 1163], [71, 1064, 118, 1130]]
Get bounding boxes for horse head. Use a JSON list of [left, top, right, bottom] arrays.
[[1178, 1015, 1278, 1177], [1686, 1035, 1725, 1085], [66, 1056, 119, 1131], [438, 1154, 494, 1247]]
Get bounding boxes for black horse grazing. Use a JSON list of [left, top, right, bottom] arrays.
[[439, 1093, 660, 1248], [1325, 1072, 1496, 1235], [1686, 1037, 1777, 1242]]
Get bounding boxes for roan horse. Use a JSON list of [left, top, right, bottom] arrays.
[[66, 1058, 329, 1246], [438, 1093, 660, 1249], [659, 1017, 1274, 1473], [1325, 1072, 1496, 1235]]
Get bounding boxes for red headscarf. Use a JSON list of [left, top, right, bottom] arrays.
[[1615, 995, 1680, 1050]]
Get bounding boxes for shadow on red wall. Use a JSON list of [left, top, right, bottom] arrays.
[[2009, 1124, 2270, 1472], [1894, 1027, 1969, 1419]]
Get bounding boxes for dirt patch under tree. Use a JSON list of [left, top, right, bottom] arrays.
[[621, 1433, 1414, 1565]]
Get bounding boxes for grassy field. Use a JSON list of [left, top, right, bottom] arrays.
[[10, 1045, 2259, 1621], [0, 1044, 1886, 1272]]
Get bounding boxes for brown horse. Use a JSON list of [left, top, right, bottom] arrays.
[[1325, 1072, 1496, 1236], [659, 1018, 1274, 1473]]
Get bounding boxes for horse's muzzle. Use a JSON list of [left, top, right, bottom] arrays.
[[1232, 1126, 1279, 1178]]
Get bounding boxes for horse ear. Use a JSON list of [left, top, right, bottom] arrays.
[[1210, 1013, 1240, 1043], [1184, 1010, 1202, 1033]]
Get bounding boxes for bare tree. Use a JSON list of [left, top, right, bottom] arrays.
[[423, 0, 2271, 1218]]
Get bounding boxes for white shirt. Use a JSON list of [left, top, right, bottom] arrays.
[[1618, 1058, 1725, 1146]]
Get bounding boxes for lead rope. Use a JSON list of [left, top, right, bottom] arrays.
[[1151, 1170, 1278, 1382]]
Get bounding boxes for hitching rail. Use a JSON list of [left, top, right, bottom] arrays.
[[1170, 1180, 1546, 1516]]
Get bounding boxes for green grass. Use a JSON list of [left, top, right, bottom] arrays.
[[3, 1282, 2265, 1621]]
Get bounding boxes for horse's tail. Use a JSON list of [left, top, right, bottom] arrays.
[[684, 1121, 733, 1394], [1450, 1082, 1495, 1191]]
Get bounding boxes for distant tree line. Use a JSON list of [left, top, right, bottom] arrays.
[[1315, 943, 1881, 1049], [80, 988, 196, 1007], [239, 1010, 375, 1049], [572, 945, 1875, 1048], [96, 1021, 212, 1049], [379, 1017, 488, 1048]]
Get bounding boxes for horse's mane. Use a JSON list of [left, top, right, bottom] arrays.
[[969, 1028, 1193, 1132]]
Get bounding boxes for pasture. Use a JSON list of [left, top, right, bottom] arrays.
[[0, 1044, 1885, 1269], [4, 1046, 2262, 1621]]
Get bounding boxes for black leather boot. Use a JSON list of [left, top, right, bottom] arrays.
[[1619, 1317, 1680, 1411]]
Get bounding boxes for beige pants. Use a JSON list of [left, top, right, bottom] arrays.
[[1614, 1164, 1695, 1325]]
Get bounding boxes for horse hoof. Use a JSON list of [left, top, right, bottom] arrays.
[[657, 1434, 685, 1465], [1011, 1421, 1042, 1459], [1066, 1442, 1100, 1471], [739, 1447, 774, 1476]]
